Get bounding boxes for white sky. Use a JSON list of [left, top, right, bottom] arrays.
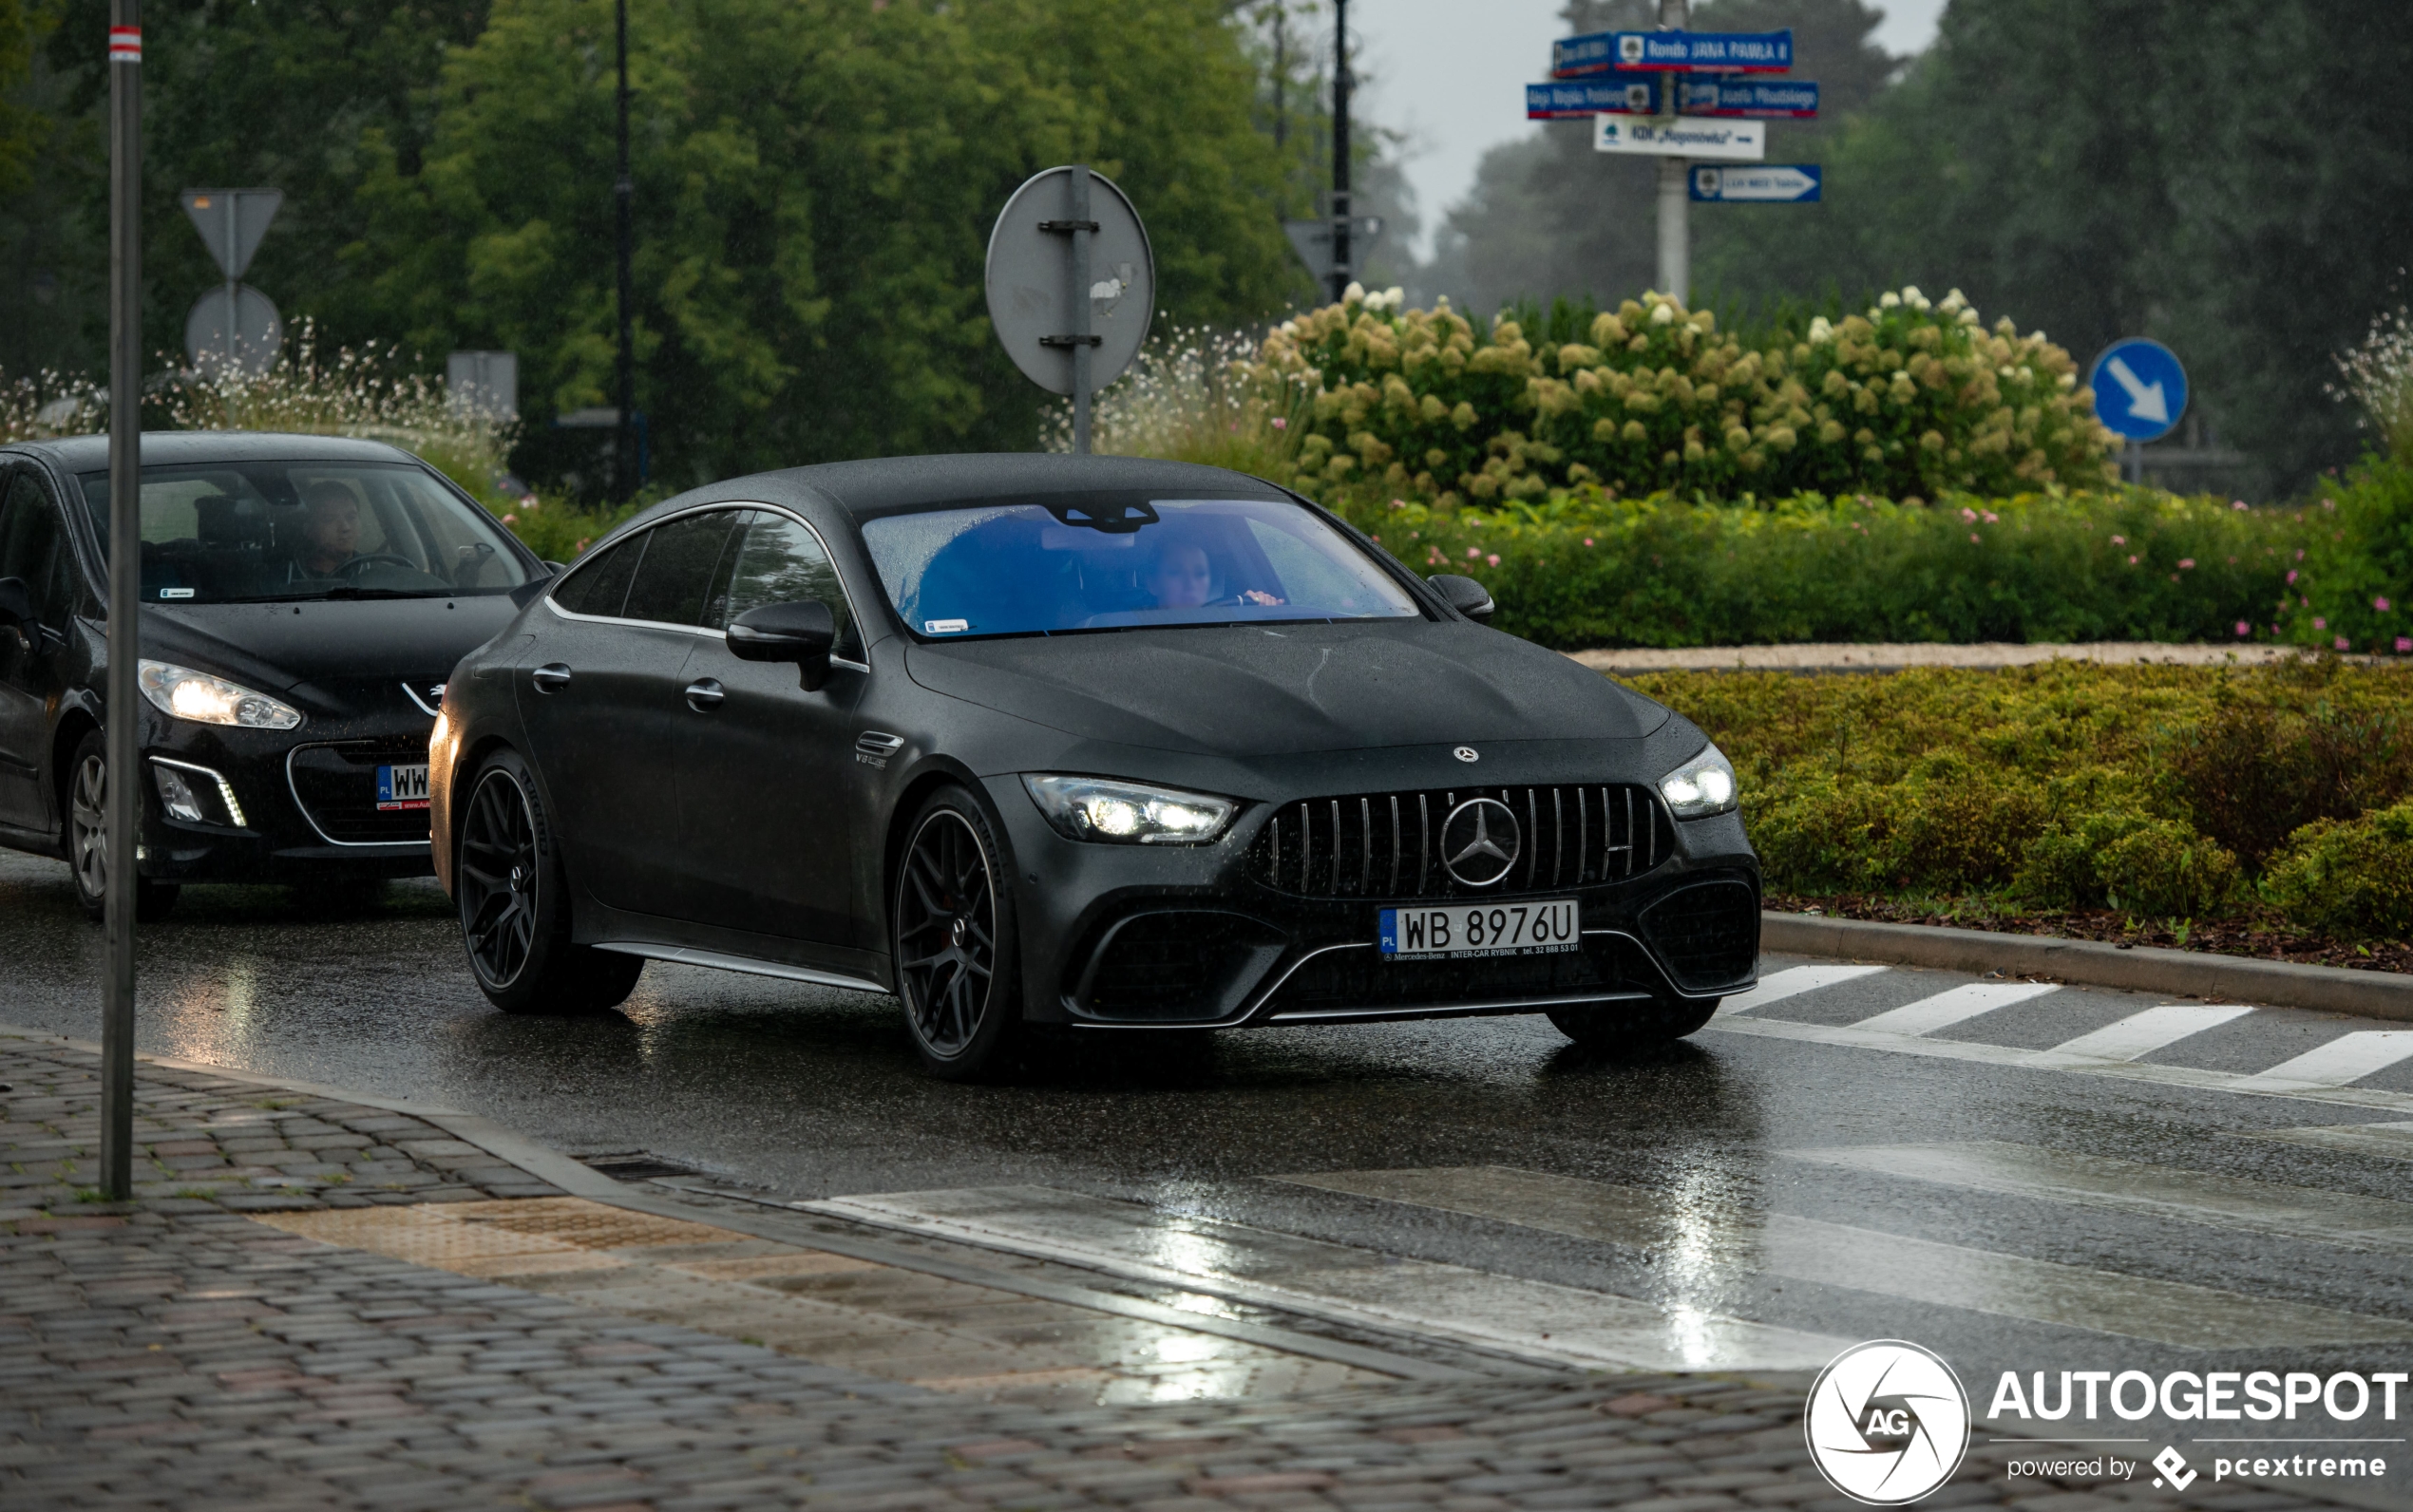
[[1349, 0, 1952, 259]]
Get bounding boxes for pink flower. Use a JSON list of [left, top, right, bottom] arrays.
[[1961, 507, 1978, 522], [2323, 498, 2336, 510], [2127, 555, 2138, 565], [2336, 636, 2351, 651], [2235, 621, 2251, 636], [1982, 511, 2000, 523], [2232, 500, 2249, 510], [2314, 617, 2327, 630], [1583, 538, 1595, 547], [2110, 535, 2126, 544], [1467, 547, 1481, 560], [501, 513, 518, 525], [1391, 498, 1407, 509], [2177, 558, 2194, 569], [1370, 534, 1380, 542], [1270, 417, 1288, 430], [1970, 533, 1983, 544], [2287, 570, 2298, 583], [2399, 637, 2412, 653], [2378, 596, 2393, 612], [2295, 548, 2306, 559], [1486, 553, 1501, 567]]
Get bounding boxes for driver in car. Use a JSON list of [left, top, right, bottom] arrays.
[[1143, 535, 1283, 610], [290, 481, 367, 580]]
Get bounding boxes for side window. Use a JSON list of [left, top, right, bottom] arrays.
[[621, 509, 743, 627], [720, 511, 863, 661], [550, 531, 646, 617], [0, 474, 75, 632]]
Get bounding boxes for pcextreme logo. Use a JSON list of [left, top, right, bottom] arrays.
[[1805, 1341, 1973, 1505]]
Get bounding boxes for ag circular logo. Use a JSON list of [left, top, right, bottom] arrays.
[[1453, 746, 1479, 764], [1439, 797, 1520, 887], [1805, 1340, 1970, 1505]]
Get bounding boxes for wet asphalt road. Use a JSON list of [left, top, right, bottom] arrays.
[[7, 848, 2413, 1408]]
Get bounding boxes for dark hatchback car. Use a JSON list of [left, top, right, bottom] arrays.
[[0, 432, 547, 918], [432, 454, 1760, 1078]]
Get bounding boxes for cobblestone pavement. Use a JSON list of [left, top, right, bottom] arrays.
[[1, 1041, 2372, 1511]]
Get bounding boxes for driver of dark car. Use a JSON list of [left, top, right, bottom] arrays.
[[1144, 537, 1215, 608], [291, 482, 365, 578]]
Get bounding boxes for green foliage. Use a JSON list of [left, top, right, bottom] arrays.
[[1320, 486, 2310, 652], [2275, 461, 2413, 653], [1249, 288, 2116, 505], [2264, 801, 2413, 939], [1625, 660, 2413, 930]]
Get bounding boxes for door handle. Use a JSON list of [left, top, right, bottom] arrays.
[[684, 678, 725, 711], [530, 663, 573, 692]]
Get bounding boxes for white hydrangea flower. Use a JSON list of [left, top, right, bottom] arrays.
[[1900, 286, 1923, 304], [1957, 309, 1981, 326], [1808, 315, 1834, 343], [1382, 286, 1405, 310], [1650, 302, 1674, 325], [1937, 289, 1966, 313], [1343, 281, 1366, 304], [2058, 372, 2077, 390], [1879, 292, 1902, 310]]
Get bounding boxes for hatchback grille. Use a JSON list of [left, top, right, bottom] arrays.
[[1245, 784, 1672, 898], [287, 739, 432, 845]]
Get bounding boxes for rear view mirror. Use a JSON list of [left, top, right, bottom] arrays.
[[1426, 573, 1495, 623], [727, 599, 837, 691]]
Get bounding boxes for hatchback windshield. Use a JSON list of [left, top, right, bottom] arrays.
[[860, 497, 1420, 639], [81, 460, 532, 603]]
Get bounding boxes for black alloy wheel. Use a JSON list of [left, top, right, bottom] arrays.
[[894, 788, 1022, 1079], [455, 749, 641, 1014], [1548, 995, 1720, 1052], [66, 728, 178, 923]]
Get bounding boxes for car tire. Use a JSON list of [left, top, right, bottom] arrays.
[[893, 784, 1024, 1082], [454, 748, 641, 1014], [1547, 995, 1719, 1050], [66, 729, 180, 924]]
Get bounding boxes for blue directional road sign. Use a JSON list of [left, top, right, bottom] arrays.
[[1527, 77, 1661, 118], [1689, 164, 1821, 202], [1680, 78, 1818, 118], [1552, 28, 1792, 77], [2087, 337, 2187, 443]]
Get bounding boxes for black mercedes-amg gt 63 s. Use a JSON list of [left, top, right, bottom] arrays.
[[0, 432, 550, 920], [430, 454, 1758, 1078]]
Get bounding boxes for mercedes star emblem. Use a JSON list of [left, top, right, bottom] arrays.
[[1454, 746, 1479, 763], [1439, 797, 1521, 887]]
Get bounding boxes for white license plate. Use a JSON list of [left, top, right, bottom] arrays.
[[1379, 898, 1581, 959], [376, 763, 430, 811]]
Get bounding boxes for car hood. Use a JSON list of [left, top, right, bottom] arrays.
[[140, 597, 521, 704], [905, 621, 1668, 755]]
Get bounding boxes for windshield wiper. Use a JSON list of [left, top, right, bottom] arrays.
[[234, 586, 446, 603]]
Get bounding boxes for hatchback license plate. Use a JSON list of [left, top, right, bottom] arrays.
[[377, 763, 431, 811], [1379, 898, 1580, 959]]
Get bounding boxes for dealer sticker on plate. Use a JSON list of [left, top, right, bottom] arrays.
[[1379, 899, 1580, 959], [376, 763, 430, 811]]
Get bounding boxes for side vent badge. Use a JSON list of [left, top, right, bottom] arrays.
[[855, 731, 905, 770]]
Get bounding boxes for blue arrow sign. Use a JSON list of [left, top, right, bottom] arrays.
[[2087, 337, 2187, 443], [1526, 78, 1661, 118], [1552, 28, 1793, 77], [1689, 164, 1821, 202], [1680, 78, 1818, 118]]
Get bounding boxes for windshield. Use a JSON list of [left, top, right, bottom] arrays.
[[860, 497, 1420, 639], [80, 460, 533, 603]]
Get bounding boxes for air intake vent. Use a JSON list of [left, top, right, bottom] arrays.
[[1640, 879, 1759, 992], [1246, 784, 1672, 899]]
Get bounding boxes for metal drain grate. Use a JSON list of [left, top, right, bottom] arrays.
[[579, 1151, 705, 1181], [453, 1199, 735, 1249]]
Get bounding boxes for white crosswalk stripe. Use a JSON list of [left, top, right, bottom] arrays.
[[801, 1185, 1848, 1373], [1782, 1141, 2413, 1252], [2234, 1031, 2413, 1092], [1847, 980, 2060, 1035], [1714, 963, 1890, 1017], [2040, 1003, 2254, 1062], [1275, 1165, 2413, 1349]]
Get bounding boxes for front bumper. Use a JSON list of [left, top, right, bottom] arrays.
[[986, 774, 1760, 1030], [136, 714, 436, 884]]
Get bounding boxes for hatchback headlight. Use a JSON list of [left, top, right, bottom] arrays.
[[1658, 744, 1738, 819], [138, 661, 302, 729], [1023, 774, 1237, 845]]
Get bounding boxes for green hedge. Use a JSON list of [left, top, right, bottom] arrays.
[[1246, 286, 2118, 504]]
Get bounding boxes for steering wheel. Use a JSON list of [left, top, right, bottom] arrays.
[[334, 553, 422, 576]]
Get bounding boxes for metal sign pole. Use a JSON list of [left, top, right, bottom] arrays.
[[1071, 165, 1092, 455], [103, 0, 142, 1202], [1329, 0, 1351, 303], [613, 0, 636, 499], [1654, 0, 1689, 305]]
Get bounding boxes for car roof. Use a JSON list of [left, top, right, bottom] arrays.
[[616, 453, 1297, 540], [5, 430, 424, 473]]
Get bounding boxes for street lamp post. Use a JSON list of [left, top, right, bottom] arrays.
[[614, 0, 636, 500], [1654, 0, 1690, 305], [102, 0, 143, 1201], [1329, 0, 1351, 304]]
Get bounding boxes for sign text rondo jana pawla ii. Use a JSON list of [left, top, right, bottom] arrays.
[[1551, 28, 1794, 78]]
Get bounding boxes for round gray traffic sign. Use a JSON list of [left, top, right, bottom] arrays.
[[184, 283, 284, 375], [985, 165, 1153, 398]]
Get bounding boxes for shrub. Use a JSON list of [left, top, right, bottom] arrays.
[[2160, 691, 2413, 867], [2097, 821, 2240, 919], [2264, 800, 2413, 938], [1245, 284, 2118, 505], [2277, 460, 2413, 654]]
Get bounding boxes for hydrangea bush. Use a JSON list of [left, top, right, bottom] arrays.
[[1245, 284, 2119, 504]]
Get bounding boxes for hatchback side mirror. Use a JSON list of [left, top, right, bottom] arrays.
[[1426, 573, 1495, 623], [727, 599, 837, 690]]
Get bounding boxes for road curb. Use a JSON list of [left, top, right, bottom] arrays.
[[1761, 912, 2413, 1022]]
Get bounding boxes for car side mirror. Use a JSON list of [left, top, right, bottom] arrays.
[[727, 599, 837, 691], [1427, 573, 1495, 623], [0, 576, 33, 631]]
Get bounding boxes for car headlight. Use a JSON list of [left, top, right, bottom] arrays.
[[138, 661, 303, 729], [1658, 744, 1738, 819], [1023, 774, 1238, 845]]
